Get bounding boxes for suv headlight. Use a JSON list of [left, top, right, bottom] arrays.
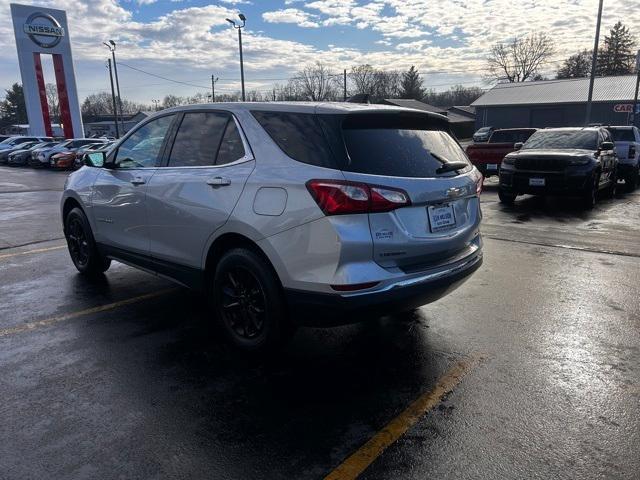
[[502, 156, 515, 165]]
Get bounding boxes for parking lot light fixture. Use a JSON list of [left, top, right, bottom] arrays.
[[226, 14, 246, 102], [103, 41, 124, 134]]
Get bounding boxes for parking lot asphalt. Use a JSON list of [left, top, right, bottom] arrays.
[[1, 166, 638, 479]]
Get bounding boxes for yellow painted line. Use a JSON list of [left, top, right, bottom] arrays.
[[0, 244, 66, 260], [0, 288, 178, 338], [324, 355, 481, 480]]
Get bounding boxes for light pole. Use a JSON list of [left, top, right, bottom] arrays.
[[585, 0, 603, 126], [106, 59, 119, 138], [104, 40, 124, 132], [632, 50, 640, 127], [226, 14, 246, 101], [152, 99, 160, 111], [211, 75, 219, 102]]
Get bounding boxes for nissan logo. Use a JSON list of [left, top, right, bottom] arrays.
[[23, 12, 65, 48]]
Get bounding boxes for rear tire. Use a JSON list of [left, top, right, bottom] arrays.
[[211, 248, 294, 353], [498, 190, 516, 205], [64, 207, 111, 275], [625, 168, 639, 192]]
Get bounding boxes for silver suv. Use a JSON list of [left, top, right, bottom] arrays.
[[61, 103, 483, 351]]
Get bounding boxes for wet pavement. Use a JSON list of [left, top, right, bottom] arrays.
[[0, 166, 638, 479]]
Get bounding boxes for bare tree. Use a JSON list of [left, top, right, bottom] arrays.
[[293, 62, 339, 101], [349, 64, 377, 96], [486, 32, 555, 82]]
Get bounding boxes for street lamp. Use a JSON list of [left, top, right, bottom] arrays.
[[585, 0, 603, 125], [226, 14, 246, 101], [103, 40, 124, 132]]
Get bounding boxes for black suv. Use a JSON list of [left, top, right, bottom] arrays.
[[498, 127, 618, 208]]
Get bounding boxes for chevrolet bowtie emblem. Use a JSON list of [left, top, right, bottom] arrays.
[[446, 187, 464, 198]]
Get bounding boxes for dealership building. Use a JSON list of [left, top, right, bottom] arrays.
[[472, 75, 639, 129]]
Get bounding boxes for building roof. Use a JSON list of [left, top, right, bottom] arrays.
[[448, 105, 476, 117], [383, 99, 448, 114], [471, 75, 638, 107]]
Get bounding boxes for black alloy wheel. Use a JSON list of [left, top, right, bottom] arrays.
[[212, 248, 293, 352], [582, 172, 599, 209], [64, 207, 111, 275], [219, 266, 267, 340], [67, 216, 90, 268]]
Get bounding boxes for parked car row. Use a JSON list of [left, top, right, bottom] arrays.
[[0, 135, 114, 170], [467, 125, 639, 209]]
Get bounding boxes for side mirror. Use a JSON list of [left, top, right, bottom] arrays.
[[85, 151, 106, 167], [600, 141, 614, 151], [514, 142, 523, 151]]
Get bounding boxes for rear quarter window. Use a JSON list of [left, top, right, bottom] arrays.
[[251, 111, 337, 168]]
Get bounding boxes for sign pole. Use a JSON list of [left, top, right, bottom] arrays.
[[633, 50, 640, 127], [585, 0, 603, 126]]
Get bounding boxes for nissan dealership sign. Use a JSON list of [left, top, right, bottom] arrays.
[[11, 3, 83, 138], [23, 12, 65, 48]]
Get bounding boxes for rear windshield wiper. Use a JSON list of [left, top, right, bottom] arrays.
[[431, 152, 468, 174]]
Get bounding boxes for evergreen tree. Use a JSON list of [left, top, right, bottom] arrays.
[[596, 21, 636, 76], [0, 83, 27, 128], [557, 50, 592, 79], [399, 66, 425, 100]]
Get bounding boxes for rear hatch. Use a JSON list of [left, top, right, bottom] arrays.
[[327, 111, 482, 271]]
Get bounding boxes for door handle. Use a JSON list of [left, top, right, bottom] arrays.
[[130, 177, 146, 186], [206, 177, 231, 187]]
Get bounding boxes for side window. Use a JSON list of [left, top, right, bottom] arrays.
[[216, 119, 246, 165], [251, 111, 337, 168], [114, 114, 174, 168], [168, 112, 228, 167]]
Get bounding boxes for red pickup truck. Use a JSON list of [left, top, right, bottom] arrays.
[[466, 128, 537, 177]]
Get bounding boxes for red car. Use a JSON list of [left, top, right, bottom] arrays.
[[50, 151, 77, 170], [466, 128, 537, 177]]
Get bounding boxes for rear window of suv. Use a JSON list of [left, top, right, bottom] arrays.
[[252, 110, 469, 178], [607, 128, 635, 142]]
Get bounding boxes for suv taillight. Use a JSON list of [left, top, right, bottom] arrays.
[[306, 179, 411, 215], [629, 145, 636, 160]]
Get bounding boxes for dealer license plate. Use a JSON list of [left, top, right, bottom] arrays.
[[529, 177, 545, 187], [428, 203, 456, 232]]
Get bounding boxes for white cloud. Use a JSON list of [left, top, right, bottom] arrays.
[[262, 8, 319, 28], [137, 0, 156, 5], [1, 0, 640, 102], [219, 0, 253, 4]]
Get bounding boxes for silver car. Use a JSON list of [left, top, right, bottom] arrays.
[[61, 103, 483, 352]]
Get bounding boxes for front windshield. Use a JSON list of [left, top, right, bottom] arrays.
[[523, 130, 598, 150]]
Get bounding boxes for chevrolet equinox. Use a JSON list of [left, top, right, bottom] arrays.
[[61, 103, 483, 352]]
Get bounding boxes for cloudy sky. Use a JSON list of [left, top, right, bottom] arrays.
[[1, 0, 638, 103]]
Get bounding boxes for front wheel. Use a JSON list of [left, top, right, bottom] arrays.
[[582, 172, 599, 209], [498, 190, 517, 205], [65, 207, 111, 275], [212, 248, 294, 353], [604, 170, 617, 198]]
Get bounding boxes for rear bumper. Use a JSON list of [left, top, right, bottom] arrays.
[[285, 247, 483, 327]]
